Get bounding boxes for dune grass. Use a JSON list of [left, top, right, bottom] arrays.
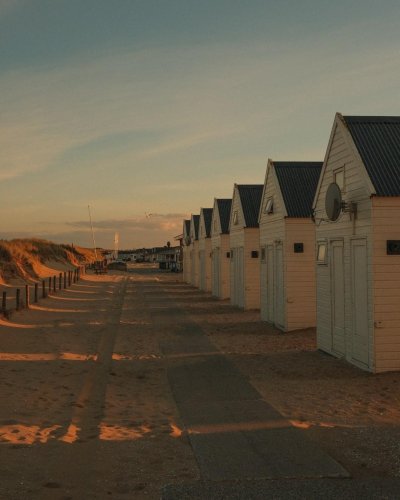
[[0, 239, 98, 283]]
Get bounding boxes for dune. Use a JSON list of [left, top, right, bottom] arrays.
[[0, 239, 98, 285]]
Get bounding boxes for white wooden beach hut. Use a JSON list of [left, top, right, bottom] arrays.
[[313, 113, 400, 372], [229, 184, 263, 309], [182, 219, 191, 283], [198, 208, 213, 292], [259, 160, 322, 331], [189, 214, 200, 287], [211, 198, 232, 299]]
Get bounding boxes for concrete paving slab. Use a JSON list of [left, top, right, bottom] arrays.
[[188, 427, 348, 480], [162, 478, 400, 499], [167, 355, 261, 403], [178, 399, 283, 428]]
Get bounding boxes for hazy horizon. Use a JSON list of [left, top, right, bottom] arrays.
[[1, 0, 400, 247]]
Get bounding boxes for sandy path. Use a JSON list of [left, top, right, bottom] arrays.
[[1, 267, 399, 499], [0, 270, 198, 499]]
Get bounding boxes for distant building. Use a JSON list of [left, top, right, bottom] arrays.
[[229, 184, 263, 310], [198, 207, 213, 292], [182, 220, 191, 282], [211, 198, 232, 299], [189, 214, 200, 287]]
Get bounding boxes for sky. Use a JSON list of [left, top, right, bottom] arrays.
[[1, 0, 400, 249]]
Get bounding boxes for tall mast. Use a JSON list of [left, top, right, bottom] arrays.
[[114, 232, 119, 260], [88, 205, 98, 261]]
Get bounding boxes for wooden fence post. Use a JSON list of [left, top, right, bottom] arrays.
[[48, 277, 52, 293], [2, 291, 6, 316], [25, 285, 30, 309], [59, 273, 62, 290], [42, 280, 46, 298], [64, 272, 67, 289], [16, 288, 21, 311], [34, 283, 38, 303], [53, 276, 56, 292]]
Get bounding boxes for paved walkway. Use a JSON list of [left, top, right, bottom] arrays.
[[137, 279, 348, 481]]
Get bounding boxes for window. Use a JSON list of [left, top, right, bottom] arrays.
[[317, 241, 327, 264], [334, 168, 344, 191], [233, 210, 239, 225], [264, 197, 274, 214]]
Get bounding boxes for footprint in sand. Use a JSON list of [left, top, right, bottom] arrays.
[[43, 482, 61, 489]]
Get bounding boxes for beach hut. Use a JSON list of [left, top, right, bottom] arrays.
[[189, 214, 200, 287], [182, 219, 191, 283], [211, 198, 232, 299], [259, 160, 322, 331], [198, 208, 213, 292], [229, 184, 263, 309], [313, 113, 400, 372]]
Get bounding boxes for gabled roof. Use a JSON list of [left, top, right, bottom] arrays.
[[201, 208, 213, 237], [274, 162, 323, 217], [237, 185, 263, 227], [343, 116, 400, 196], [216, 199, 232, 233], [191, 215, 200, 240], [183, 219, 190, 236]]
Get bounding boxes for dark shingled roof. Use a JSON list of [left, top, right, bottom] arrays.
[[201, 208, 213, 237], [343, 116, 400, 196], [237, 185, 264, 227], [216, 199, 232, 233], [192, 215, 200, 240], [274, 162, 323, 217], [183, 220, 190, 236]]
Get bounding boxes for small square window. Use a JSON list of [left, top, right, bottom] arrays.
[[317, 241, 327, 264], [265, 198, 274, 214]]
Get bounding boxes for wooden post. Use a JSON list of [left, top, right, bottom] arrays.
[[53, 276, 56, 292], [59, 273, 62, 290], [68, 271, 72, 287], [64, 272, 67, 289], [48, 277, 52, 293], [2, 291, 6, 316], [25, 285, 30, 309], [42, 280, 46, 298], [16, 288, 21, 311], [34, 283, 39, 303]]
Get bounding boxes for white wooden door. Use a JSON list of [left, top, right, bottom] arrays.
[[199, 250, 205, 290], [351, 239, 369, 366], [237, 247, 245, 308], [212, 248, 220, 297], [260, 248, 267, 321], [274, 243, 285, 328], [267, 245, 274, 322], [331, 240, 345, 355], [190, 250, 195, 286]]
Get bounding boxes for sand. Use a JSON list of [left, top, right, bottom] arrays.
[[0, 266, 399, 499]]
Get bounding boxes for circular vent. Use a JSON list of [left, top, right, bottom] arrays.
[[325, 183, 342, 221]]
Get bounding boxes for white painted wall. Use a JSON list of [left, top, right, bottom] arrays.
[[314, 115, 374, 371]]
